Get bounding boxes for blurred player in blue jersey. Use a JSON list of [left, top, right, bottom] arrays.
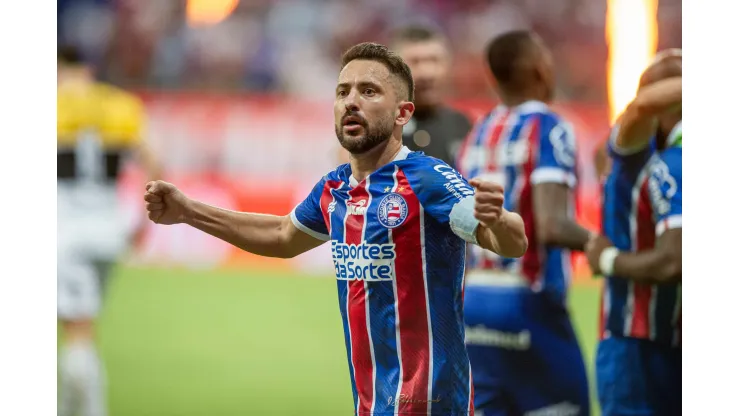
[[456, 31, 592, 416], [144, 42, 529, 415], [585, 49, 681, 416]]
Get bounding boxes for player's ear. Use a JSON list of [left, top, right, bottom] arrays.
[[533, 61, 547, 83], [396, 101, 415, 126]]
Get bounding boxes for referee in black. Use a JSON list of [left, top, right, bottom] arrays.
[[391, 25, 472, 167]]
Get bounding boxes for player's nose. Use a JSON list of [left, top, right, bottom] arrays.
[[344, 100, 360, 114], [342, 88, 362, 110]]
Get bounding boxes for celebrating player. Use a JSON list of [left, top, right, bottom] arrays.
[[57, 45, 161, 416], [456, 30, 592, 415], [585, 49, 681, 416], [144, 42, 527, 415]]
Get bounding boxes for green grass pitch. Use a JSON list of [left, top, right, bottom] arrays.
[[81, 266, 602, 415]]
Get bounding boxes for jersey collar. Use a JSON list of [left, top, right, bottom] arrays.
[[495, 100, 549, 115], [349, 146, 411, 187]]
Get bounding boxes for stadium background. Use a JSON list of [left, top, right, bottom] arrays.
[[58, 0, 681, 415]]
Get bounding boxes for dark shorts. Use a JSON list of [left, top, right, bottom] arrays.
[[596, 337, 681, 416], [464, 285, 590, 416]]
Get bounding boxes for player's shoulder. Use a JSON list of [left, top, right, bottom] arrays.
[[657, 146, 681, 171], [514, 102, 572, 138], [398, 151, 450, 172], [322, 164, 350, 184], [397, 152, 468, 188], [96, 82, 144, 109]]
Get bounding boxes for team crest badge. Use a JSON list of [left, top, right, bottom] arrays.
[[377, 193, 408, 229]]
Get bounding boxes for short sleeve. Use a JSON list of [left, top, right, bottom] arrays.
[[647, 149, 682, 237], [290, 177, 331, 241], [404, 161, 479, 245], [531, 117, 578, 188]]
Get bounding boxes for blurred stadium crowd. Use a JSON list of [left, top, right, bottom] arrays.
[[59, 0, 680, 101]]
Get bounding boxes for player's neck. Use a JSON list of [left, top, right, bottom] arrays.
[[350, 138, 403, 183], [498, 89, 547, 108]]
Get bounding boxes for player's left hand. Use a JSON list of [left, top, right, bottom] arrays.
[[470, 178, 505, 228], [585, 234, 614, 274]]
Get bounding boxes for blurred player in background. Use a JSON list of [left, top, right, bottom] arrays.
[[585, 50, 681, 416], [456, 31, 591, 415], [144, 42, 528, 415], [336, 25, 471, 166], [57, 45, 160, 416], [393, 25, 472, 166]]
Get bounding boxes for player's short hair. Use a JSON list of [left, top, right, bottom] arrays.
[[58, 45, 86, 66], [340, 42, 415, 102], [390, 24, 443, 46], [485, 30, 542, 90]]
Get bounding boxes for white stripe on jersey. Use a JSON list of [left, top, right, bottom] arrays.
[[603, 285, 612, 339], [656, 214, 682, 236]]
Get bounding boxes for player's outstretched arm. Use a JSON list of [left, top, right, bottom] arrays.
[[470, 179, 528, 258], [616, 76, 681, 151], [586, 230, 681, 284], [144, 180, 324, 259]]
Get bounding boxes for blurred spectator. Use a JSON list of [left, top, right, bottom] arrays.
[[58, 0, 681, 103]]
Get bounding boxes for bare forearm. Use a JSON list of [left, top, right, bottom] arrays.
[[477, 210, 528, 258], [614, 250, 681, 284], [533, 183, 591, 251], [633, 77, 682, 116], [540, 218, 592, 252], [184, 200, 293, 258]]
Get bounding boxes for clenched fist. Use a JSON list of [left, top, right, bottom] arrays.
[[470, 178, 505, 229], [144, 180, 192, 225]]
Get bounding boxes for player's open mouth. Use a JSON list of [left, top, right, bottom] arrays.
[[343, 116, 364, 132]]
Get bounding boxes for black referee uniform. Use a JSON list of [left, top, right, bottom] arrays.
[[402, 106, 471, 168]]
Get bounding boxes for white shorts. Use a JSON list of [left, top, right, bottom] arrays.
[[58, 183, 134, 320]]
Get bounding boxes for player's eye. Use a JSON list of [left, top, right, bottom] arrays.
[[337, 90, 347, 98], [363, 88, 375, 96]]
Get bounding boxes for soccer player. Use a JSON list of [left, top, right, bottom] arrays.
[[336, 25, 471, 166], [584, 50, 681, 416], [456, 31, 592, 416], [144, 42, 528, 415], [57, 45, 160, 416]]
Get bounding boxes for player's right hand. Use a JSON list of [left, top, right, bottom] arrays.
[[469, 178, 505, 227], [144, 180, 191, 225]]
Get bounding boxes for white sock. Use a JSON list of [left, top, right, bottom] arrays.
[[58, 342, 107, 416]]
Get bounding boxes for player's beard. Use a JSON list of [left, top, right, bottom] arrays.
[[335, 112, 395, 155]]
